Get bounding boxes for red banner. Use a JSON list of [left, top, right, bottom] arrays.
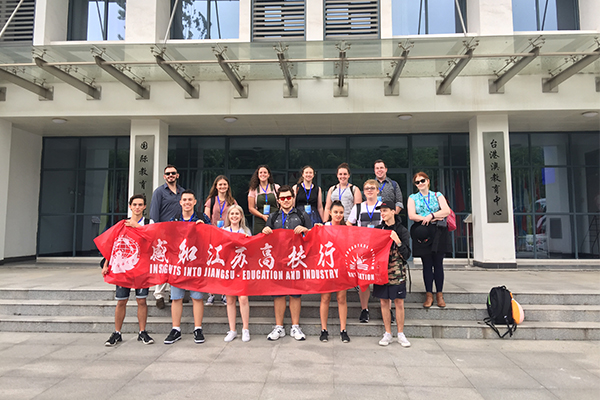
[[94, 221, 392, 296]]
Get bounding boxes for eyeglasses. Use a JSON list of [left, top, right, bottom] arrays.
[[279, 196, 293, 201], [415, 179, 427, 185], [164, 172, 178, 176], [364, 186, 377, 191]]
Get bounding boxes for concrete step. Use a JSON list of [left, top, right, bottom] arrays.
[[2, 288, 599, 305], [2, 299, 599, 322], [1, 315, 598, 340]]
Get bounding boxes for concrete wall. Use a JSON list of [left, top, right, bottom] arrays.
[[4, 128, 42, 259]]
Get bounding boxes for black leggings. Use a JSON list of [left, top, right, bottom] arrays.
[[421, 252, 445, 293]]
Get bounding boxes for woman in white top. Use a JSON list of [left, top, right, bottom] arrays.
[[324, 163, 362, 221], [222, 205, 252, 342]]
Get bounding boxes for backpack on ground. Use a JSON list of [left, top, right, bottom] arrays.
[[483, 285, 517, 338]]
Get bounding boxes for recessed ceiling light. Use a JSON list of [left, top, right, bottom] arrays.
[[52, 118, 67, 124], [581, 111, 598, 118], [398, 114, 412, 121], [223, 117, 237, 123]]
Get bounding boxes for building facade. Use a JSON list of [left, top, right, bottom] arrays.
[[0, 0, 598, 266]]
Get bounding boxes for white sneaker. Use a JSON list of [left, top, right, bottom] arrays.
[[224, 330, 237, 342], [290, 326, 306, 341], [242, 329, 250, 342], [379, 332, 393, 346], [267, 326, 285, 341], [205, 294, 215, 305], [397, 332, 411, 347], [221, 295, 227, 305]]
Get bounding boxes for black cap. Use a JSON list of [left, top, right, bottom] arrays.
[[377, 201, 395, 210]]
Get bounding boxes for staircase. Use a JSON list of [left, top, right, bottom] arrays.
[[1, 286, 599, 340]]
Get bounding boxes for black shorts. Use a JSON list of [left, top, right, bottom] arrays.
[[372, 282, 406, 300]]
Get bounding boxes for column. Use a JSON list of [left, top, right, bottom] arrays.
[[579, 0, 600, 31], [239, 0, 252, 41], [33, 0, 69, 45], [306, 0, 324, 41], [129, 120, 169, 214], [467, 0, 513, 35], [0, 120, 11, 262], [125, 0, 170, 43], [469, 115, 517, 268]]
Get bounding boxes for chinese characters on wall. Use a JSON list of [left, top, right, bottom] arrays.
[[134, 135, 154, 214], [483, 132, 509, 223]]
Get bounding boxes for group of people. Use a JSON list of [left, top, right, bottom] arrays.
[[103, 160, 452, 348]]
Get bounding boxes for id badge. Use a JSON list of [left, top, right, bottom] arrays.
[[263, 204, 270, 215], [217, 220, 224, 228], [304, 205, 312, 214], [367, 224, 375, 229], [377, 195, 382, 202]]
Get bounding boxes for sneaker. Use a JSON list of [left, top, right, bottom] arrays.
[[397, 332, 411, 347], [340, 330, 350, 343], [105, 331, 122, 347], [205, 294, 215, 305], [379, 332, 393, 346], [359, 309, 369, 323], [290, 326, 306, 341], [194, 328, 205, 344], [156, 298, 165, 309], [224, 330, 237, 342], [267, 326, 285, 341], [138, 330, 154, 345], [319, 329, 329, 342], [242, 329, 251, 342], [390, 308, 396, 324], [164, 328, 181, 344], [221, 295, 227, 305]]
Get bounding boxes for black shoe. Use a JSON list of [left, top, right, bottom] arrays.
[[105, 331, 122, 347], [340, 330, 350, 343], [390, 308, 396, 324], [164, 329, 181, 344], [138, 330, 154, 345], [194, 328, 205, 344], [156, 298, 165, 309], [359, 309, 369, 323], [319, 329, 329, 342]]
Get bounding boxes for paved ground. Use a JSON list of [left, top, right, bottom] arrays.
[[0, 332, 598, 400]]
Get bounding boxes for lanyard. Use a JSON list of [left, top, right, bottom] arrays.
[[260, 184, 269, 201], [338, 184, 348, 201], [137, 217, 144, 224], [217, 196, 226, 218], [181, 212, 196, 222], [366, 203, 376, 221], [420, 192, 433, 213], [281, 210, 289, 227], [302, 182, 312, 202], [229, 227, 242, 233], [379, 180, 387, 194]]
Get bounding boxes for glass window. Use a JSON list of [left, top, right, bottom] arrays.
[[534, 167, 571, 214], [392, 0, 466, 36], [68, 0, 126, 41], [412, 134, 448, 167], [289, 137, 346, 170], [43, 138, 79, 169], [512, 0, 579, 31], [170, 0, 240, 40], [570, 133, 600, 166], [510, 133, 529, 167], [349, 135, 408, 169], [229, 137, 286, 170], [80, 138, 116, 168], [38, 216, 74, 256], [512, 168, 533, 213], [531, 133, 569, 166], [576, 215, 599, 259], [450, 134, 469, 166], [572, 167, 600, 213], [190, 137, 226, 169], [40, 170, 78, 214]]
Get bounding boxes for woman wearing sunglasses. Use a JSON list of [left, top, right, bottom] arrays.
[[407, 172, 451, 309]]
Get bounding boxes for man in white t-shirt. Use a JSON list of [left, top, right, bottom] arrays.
[[346, 179, 382, 324]]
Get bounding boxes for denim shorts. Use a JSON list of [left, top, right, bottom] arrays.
[[170, 286, 203, 301], [115, 286, 149, 301]]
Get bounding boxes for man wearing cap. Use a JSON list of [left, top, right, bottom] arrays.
[[374, 202, 411, 347]]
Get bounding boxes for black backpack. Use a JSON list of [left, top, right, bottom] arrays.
[[483, 286, 517, 338]]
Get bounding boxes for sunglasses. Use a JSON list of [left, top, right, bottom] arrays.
[[164, 172, 178, 176], [279, 196, 293, 201], [415, 179, 427, 185]]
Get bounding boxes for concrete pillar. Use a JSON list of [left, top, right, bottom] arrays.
[[306, 0, 324, 41], [129, 119, 169, 215], [4, 129, 42, 260], [0, 120, 11, 262], [467, 0, 513, 35], [469, 114, 517, 268], [579, 0, 600, 31], [33, 0, 69, 45], [125, 0, 170, 43], [239, 0, 251, 41], [380, 0, 392, 38]]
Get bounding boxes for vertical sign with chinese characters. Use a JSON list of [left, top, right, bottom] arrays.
[[134, 135, 154, 213], [483, 132, 509, 223]]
